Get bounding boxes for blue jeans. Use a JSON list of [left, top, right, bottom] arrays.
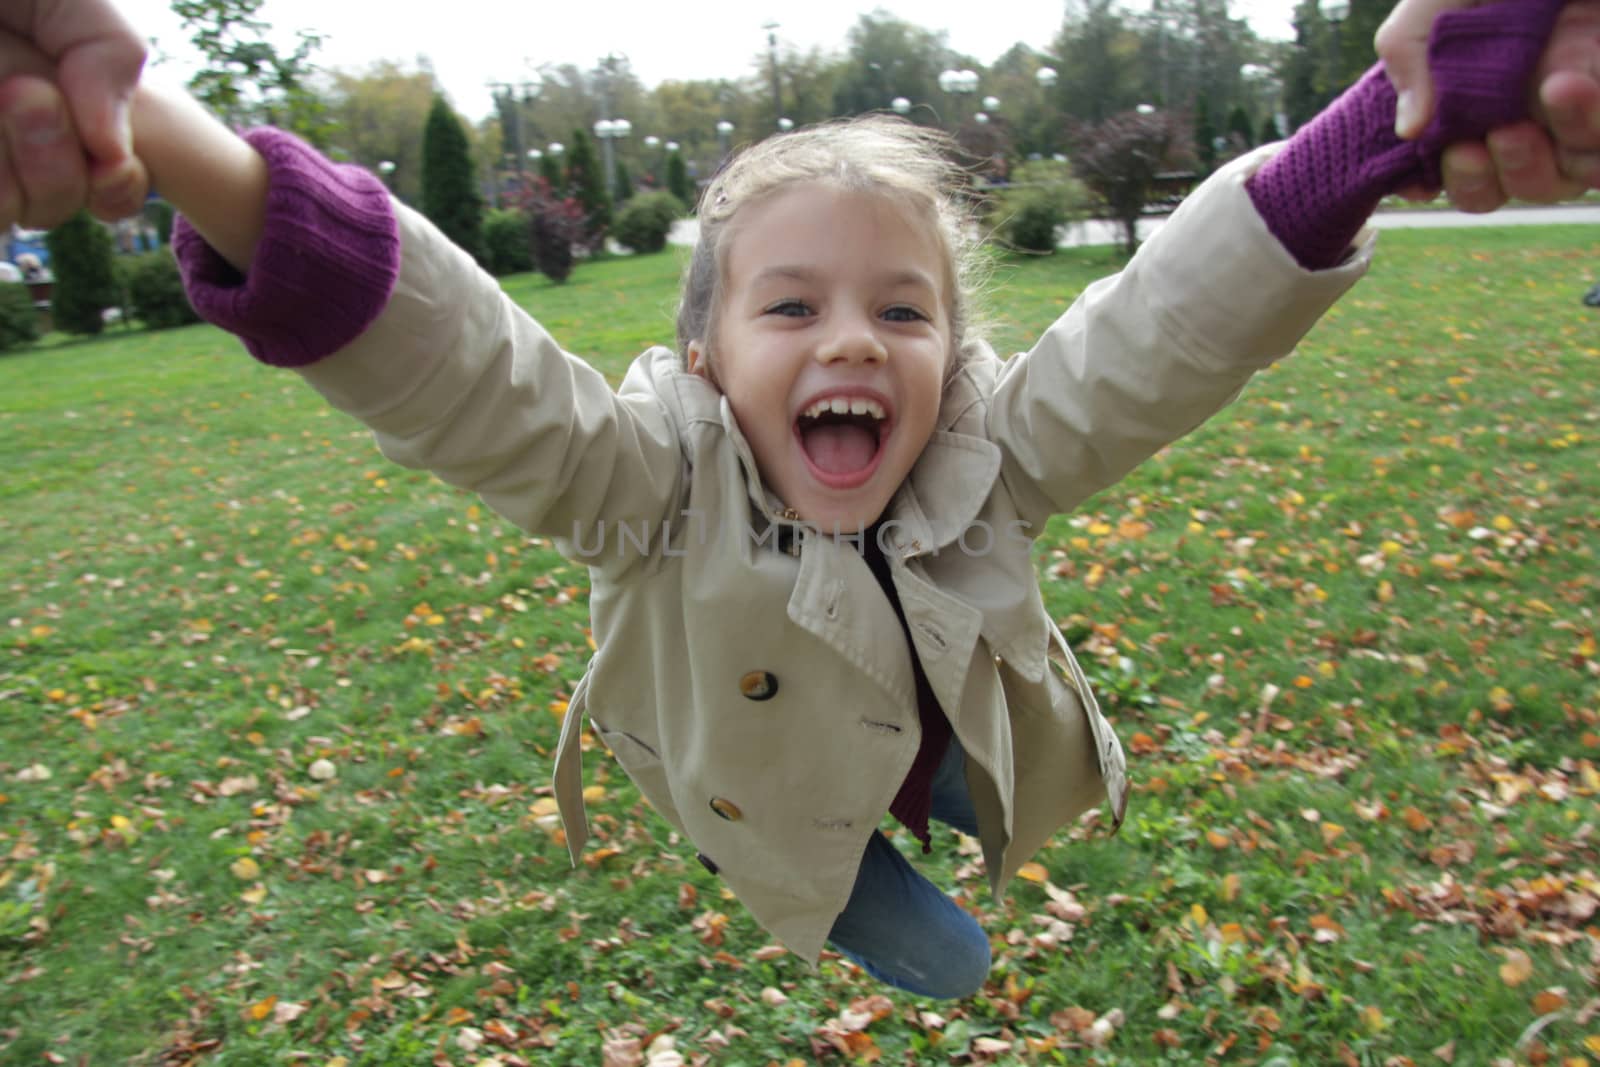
[[825, 739, 992, 999]]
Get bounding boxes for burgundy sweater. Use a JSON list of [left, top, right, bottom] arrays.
[[172, 0, 1563, 849]]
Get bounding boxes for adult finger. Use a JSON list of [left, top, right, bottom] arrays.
[[1539, 69, 1600, 186], [1485, 121, 1586, 201], [1438, 140, 1508, 212], [22, 1, 148, 216], [0, 74, 90, 229], [56, 37, 147, 217], [1376, 0, 1467, 139]]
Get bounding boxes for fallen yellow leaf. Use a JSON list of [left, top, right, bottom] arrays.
[[1016, 862, 1049, 883], [1499, 948, 1534, 986], [230, 857, 261, 881]]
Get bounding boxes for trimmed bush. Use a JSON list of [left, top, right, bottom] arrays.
[[120, 249, 200, 330], [483, 209, 534, 276], [46, 211, 119, 335], [611, 191, 684, 255], [0, 284, 40, 353], [989, 160, 1092, 255], [524, 185, 585, 284]]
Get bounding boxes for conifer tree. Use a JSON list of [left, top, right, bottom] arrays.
[[563, 128, 611, 248], [539, 151, 565, 195], [613, 160, 634, 206], [45, 211, 119, 336], [421, 94, 484, 262], [666, 150, 692, 209]]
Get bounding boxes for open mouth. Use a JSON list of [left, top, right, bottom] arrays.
[[794, 395, 890, 488]]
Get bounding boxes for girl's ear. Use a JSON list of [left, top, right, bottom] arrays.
[[686, 340, 710, 378]]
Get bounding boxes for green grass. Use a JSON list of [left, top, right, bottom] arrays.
[[2, 229, 1598, 1066]]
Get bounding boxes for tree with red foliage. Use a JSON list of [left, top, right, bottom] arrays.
[[503, 176, 586, 284], [1068, 108, 1197, 257]]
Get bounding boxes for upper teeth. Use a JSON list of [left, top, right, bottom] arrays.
[[803, 396, 886, 420]]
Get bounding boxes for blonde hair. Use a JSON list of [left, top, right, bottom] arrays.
[[675, 115, 985, 371]]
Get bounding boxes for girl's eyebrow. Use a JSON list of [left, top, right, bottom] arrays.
[[750, 264, 939, 293]]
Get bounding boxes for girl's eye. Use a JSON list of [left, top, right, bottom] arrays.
[[764, 300, 812, 317], [882, 305, 928, 323]]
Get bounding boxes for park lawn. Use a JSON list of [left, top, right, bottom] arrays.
[[1, 226, 1597, 1066]]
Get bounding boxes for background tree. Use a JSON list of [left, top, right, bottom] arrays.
[[420, 94, 484, 262], [46, 213, 119, 337], [985, 44, 1067, 160], [1051, 0, 1143, 122], [1070, 107, 1197, 256], [1194, 92, 1218, 171], [1226, 104, 1255, 148], [666, 149, 692, 208], [613, 160, 634, 206], [1281, 0, 1326, 129], [325, 59, 438, 203], [539, 150, 565, 195], [830, 13, 951, 119], [171, 0, 332, 145], [770, 46, 845, 127], [563, 128, 612, 249]]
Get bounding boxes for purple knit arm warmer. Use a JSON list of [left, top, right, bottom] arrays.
[[172, 128, 401, 368], [1246, 0, 1565, 270]]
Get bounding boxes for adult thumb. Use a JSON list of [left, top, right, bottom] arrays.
[[56, 38, 148, 217], [1375, 0, 1457, 139]]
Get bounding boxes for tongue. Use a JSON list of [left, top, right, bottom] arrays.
[[801, 423, 879, 474]]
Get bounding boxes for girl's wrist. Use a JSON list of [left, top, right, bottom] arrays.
[[131, 85, 268, 272]]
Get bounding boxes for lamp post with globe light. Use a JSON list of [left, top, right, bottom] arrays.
[[938, 68, 979, 128], [892, 96, 911, 116], [1321, 0, 1351, 97], [716, 120, 735, 164], [593, 117, 632, 195]]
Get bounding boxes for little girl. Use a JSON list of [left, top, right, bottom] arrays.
[[7, 0, 1591, 1001]]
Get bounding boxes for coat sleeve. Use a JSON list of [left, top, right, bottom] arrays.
[[986, 147, 1369, 529], [295, 202, 685, 542]]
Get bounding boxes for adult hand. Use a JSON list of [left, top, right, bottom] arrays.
[[1379, 0, 1600, 210], [0, 0, 148, 226]]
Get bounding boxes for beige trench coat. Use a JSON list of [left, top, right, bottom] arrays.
[[297, 149, 1370, 963]]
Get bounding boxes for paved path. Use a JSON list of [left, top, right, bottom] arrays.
[[668, 203, 1600, 249]]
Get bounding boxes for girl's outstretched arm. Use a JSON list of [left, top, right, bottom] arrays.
[[131, 85, 268, 273]]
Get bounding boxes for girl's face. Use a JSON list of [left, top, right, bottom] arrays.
[[688, 183, 951, 532]]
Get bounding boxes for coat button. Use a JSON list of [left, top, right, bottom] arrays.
[[696, 852, 720, 875], [709, 797, 743, 821], [739, 670, 779, 701]]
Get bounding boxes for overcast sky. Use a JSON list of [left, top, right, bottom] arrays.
[[120, 0, 1300, 123]]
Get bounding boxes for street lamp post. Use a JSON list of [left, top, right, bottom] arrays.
[[594, 118, 633, 194], [891, 96, 911, 116], [488, 80, 539, 177], [1240, 63, 1283, 141], [1321, 0, 1351, 96], [937, 68, 979, 127], [764, 21, 783, 129], [716, 119, 734, 163]]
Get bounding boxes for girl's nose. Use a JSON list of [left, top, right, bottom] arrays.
[[815, 315, 887, 365]]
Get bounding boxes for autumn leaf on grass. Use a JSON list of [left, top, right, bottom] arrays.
[[1017, 861, 1049, 883], [1499, 947, 1534, 986]]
